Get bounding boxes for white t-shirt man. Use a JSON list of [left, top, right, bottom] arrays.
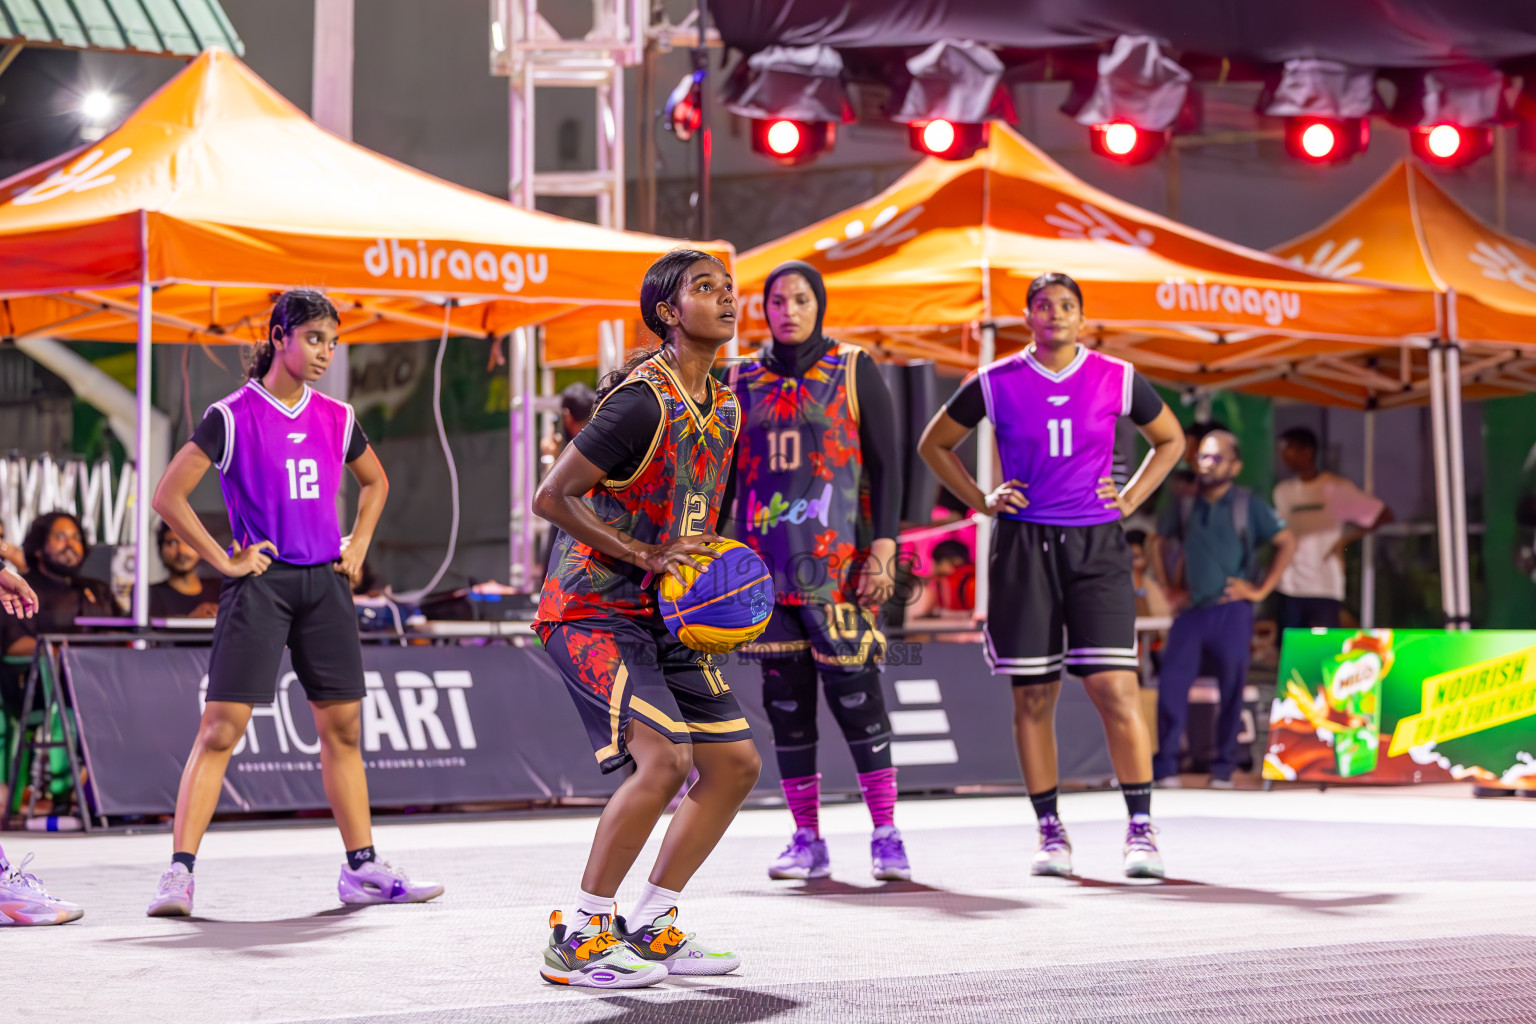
[[1272, 473, 1386, 601]]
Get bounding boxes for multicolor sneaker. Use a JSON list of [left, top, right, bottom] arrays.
[[870, 825, 911, 881], [338, 858, 445, 905], [617, 908, 740, 976], [1030, 815, 1073, 877], [767, 827, 830, 880], [0, 855, 83, 925], [1123, 818, 1165, 879], [147, 863, 194, 917], [542, 911, 669, 988]]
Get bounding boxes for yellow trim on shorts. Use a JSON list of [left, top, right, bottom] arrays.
[[685, 718, 750, 734], [629, 695, 688, 734], [595, 663, 631, 762]]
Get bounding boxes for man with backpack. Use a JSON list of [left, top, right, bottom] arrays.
[[1151, 430, 1296, 788]]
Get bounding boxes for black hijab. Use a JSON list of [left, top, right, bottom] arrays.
[[763, 260, 834, 378]]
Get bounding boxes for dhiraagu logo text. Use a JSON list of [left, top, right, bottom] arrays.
[[745, 482, 833, 535]]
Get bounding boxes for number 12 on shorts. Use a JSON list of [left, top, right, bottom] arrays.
[[1047, 418, 1074, 457], [286, 458, 319, 500]]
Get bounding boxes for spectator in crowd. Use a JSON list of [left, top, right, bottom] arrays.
[[1272, 426, 1391, 631], [1152, 431, 1295, 788], [539, 381, 599, 579], [900, 539, 976, 622], [148, 521, 221, 618], [1, 512, 121, 661], [1126, 529, 1171, 620]]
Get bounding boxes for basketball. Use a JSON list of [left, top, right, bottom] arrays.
[[658, 539, 775, 654]]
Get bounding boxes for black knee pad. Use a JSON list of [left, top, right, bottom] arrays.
[[762, 656, 819, 778], [823, 669, 893, 773]]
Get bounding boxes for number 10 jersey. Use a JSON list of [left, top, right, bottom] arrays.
[[206, 381, 356, 565], [981, 346, 1134, 527]]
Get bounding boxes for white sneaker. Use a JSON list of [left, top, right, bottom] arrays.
[[147, 863, 195, 917], [1123, 819, 1165, 879], [0, 855, 84, 925], [1208, 776, 1236, 790], [1153, 776, 1183, 789], [1030, 815, 1073, 877], [338, 858, 444, 905]]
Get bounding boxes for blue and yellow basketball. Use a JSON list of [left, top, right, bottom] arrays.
[[658, 539, 775, 654]]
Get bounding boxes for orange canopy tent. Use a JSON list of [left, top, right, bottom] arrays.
[[1270, 160, 1536, 628], [736, 125, 1439, 403], [0, 49, 728, 620], [1274, 160, 1536, 401]]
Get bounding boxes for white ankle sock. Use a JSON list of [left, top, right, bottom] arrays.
[[570, 886, 613, 928], [628, 881, 682, 926]]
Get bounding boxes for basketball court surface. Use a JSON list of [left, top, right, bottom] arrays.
[[11, 787, 1535, 1023]]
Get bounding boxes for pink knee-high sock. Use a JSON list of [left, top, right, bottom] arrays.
[[781, 773, 821, 835], [857, 767, 898, 828]]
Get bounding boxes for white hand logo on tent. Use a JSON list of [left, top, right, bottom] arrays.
[[12, 148, 132, 206], [812, 204, 923, 260], [1292, 238, 1364, 279], [1045, 202, 1154, 250], [1468, 240, 1536, 294]]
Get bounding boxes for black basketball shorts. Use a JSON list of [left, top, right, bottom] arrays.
[[983, 519, 1139, 684], [205, 562, 366, 704]]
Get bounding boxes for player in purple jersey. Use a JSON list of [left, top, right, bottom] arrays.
[[919, 273, 1183, 879], [146, 290, 442, 917]]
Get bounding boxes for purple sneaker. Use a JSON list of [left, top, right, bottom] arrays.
[[1123, 818, 1165, 879], [870, 825, 911, 881], [1030, 815, 1073, 877], [337, 858, 444, 904], [768, 827, 830, 880]]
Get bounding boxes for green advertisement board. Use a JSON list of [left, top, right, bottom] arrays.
[[1266, 629, 1536, 787]]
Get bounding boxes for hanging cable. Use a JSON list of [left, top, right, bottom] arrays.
[[395, 302, 461, 602]]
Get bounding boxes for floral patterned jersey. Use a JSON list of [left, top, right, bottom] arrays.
[[536, 355, 740, 627], [726, 343, 866, 605]]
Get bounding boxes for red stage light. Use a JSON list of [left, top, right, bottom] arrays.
[[1285, 118, 1368, 165], [751, 118, 835, 165], [765, 119, 802, 155], [922, 119, 956, 154], [1300, 122, 1339, 159], [1089, 122, 1165, 164], [1410, 124, 1491, 168], [907, 119, 990, 160]]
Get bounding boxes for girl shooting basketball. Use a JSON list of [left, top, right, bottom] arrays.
[[146, 289, 442, 916], [533, 250, 758, 988], [918, 273, 1183, 879]]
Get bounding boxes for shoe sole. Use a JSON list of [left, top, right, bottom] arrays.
[[540, 963, 668, 988], [1124, 863, 1166, 880], [1031, 863, 1073, 877], [339, 884, 445, 905], [0, 906, 84, 925], [872, 867, 911, 881], [661, 955, 740, 976], [767, 867, 831, 880], [146, 901, 192, 918]]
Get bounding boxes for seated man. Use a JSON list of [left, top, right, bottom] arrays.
[[1, 511, 120, 664], [902, 538, 976, 621], [148, 521, 221, 618]]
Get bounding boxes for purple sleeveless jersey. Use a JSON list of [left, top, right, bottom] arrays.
[[980, 346, 1133, 527], [208, 382, 355, 565]]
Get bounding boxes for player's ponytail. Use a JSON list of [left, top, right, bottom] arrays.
[[250, 289, 341, 380]]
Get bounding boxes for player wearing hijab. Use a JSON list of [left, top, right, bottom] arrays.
[[720, 260, 908, 881], [533, 250, 757, 988], [146, 289, 442, 916], [919, 273, 1183, 879]]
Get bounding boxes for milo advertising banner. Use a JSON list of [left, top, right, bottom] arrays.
[[1266, 629, 1536, 787]]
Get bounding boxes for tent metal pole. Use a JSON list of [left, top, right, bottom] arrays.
[[508, 327, 536, 591], [1427, 344, 1457, 628], [1360, 409, 1376, 630], [973, 324, 997, 619], [134, 260, 152, 627], [1444, 343, 1472, 629]]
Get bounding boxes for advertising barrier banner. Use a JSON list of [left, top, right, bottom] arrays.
[[1265, 628, 1536, 786], [63, 639, 1113, 816]]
